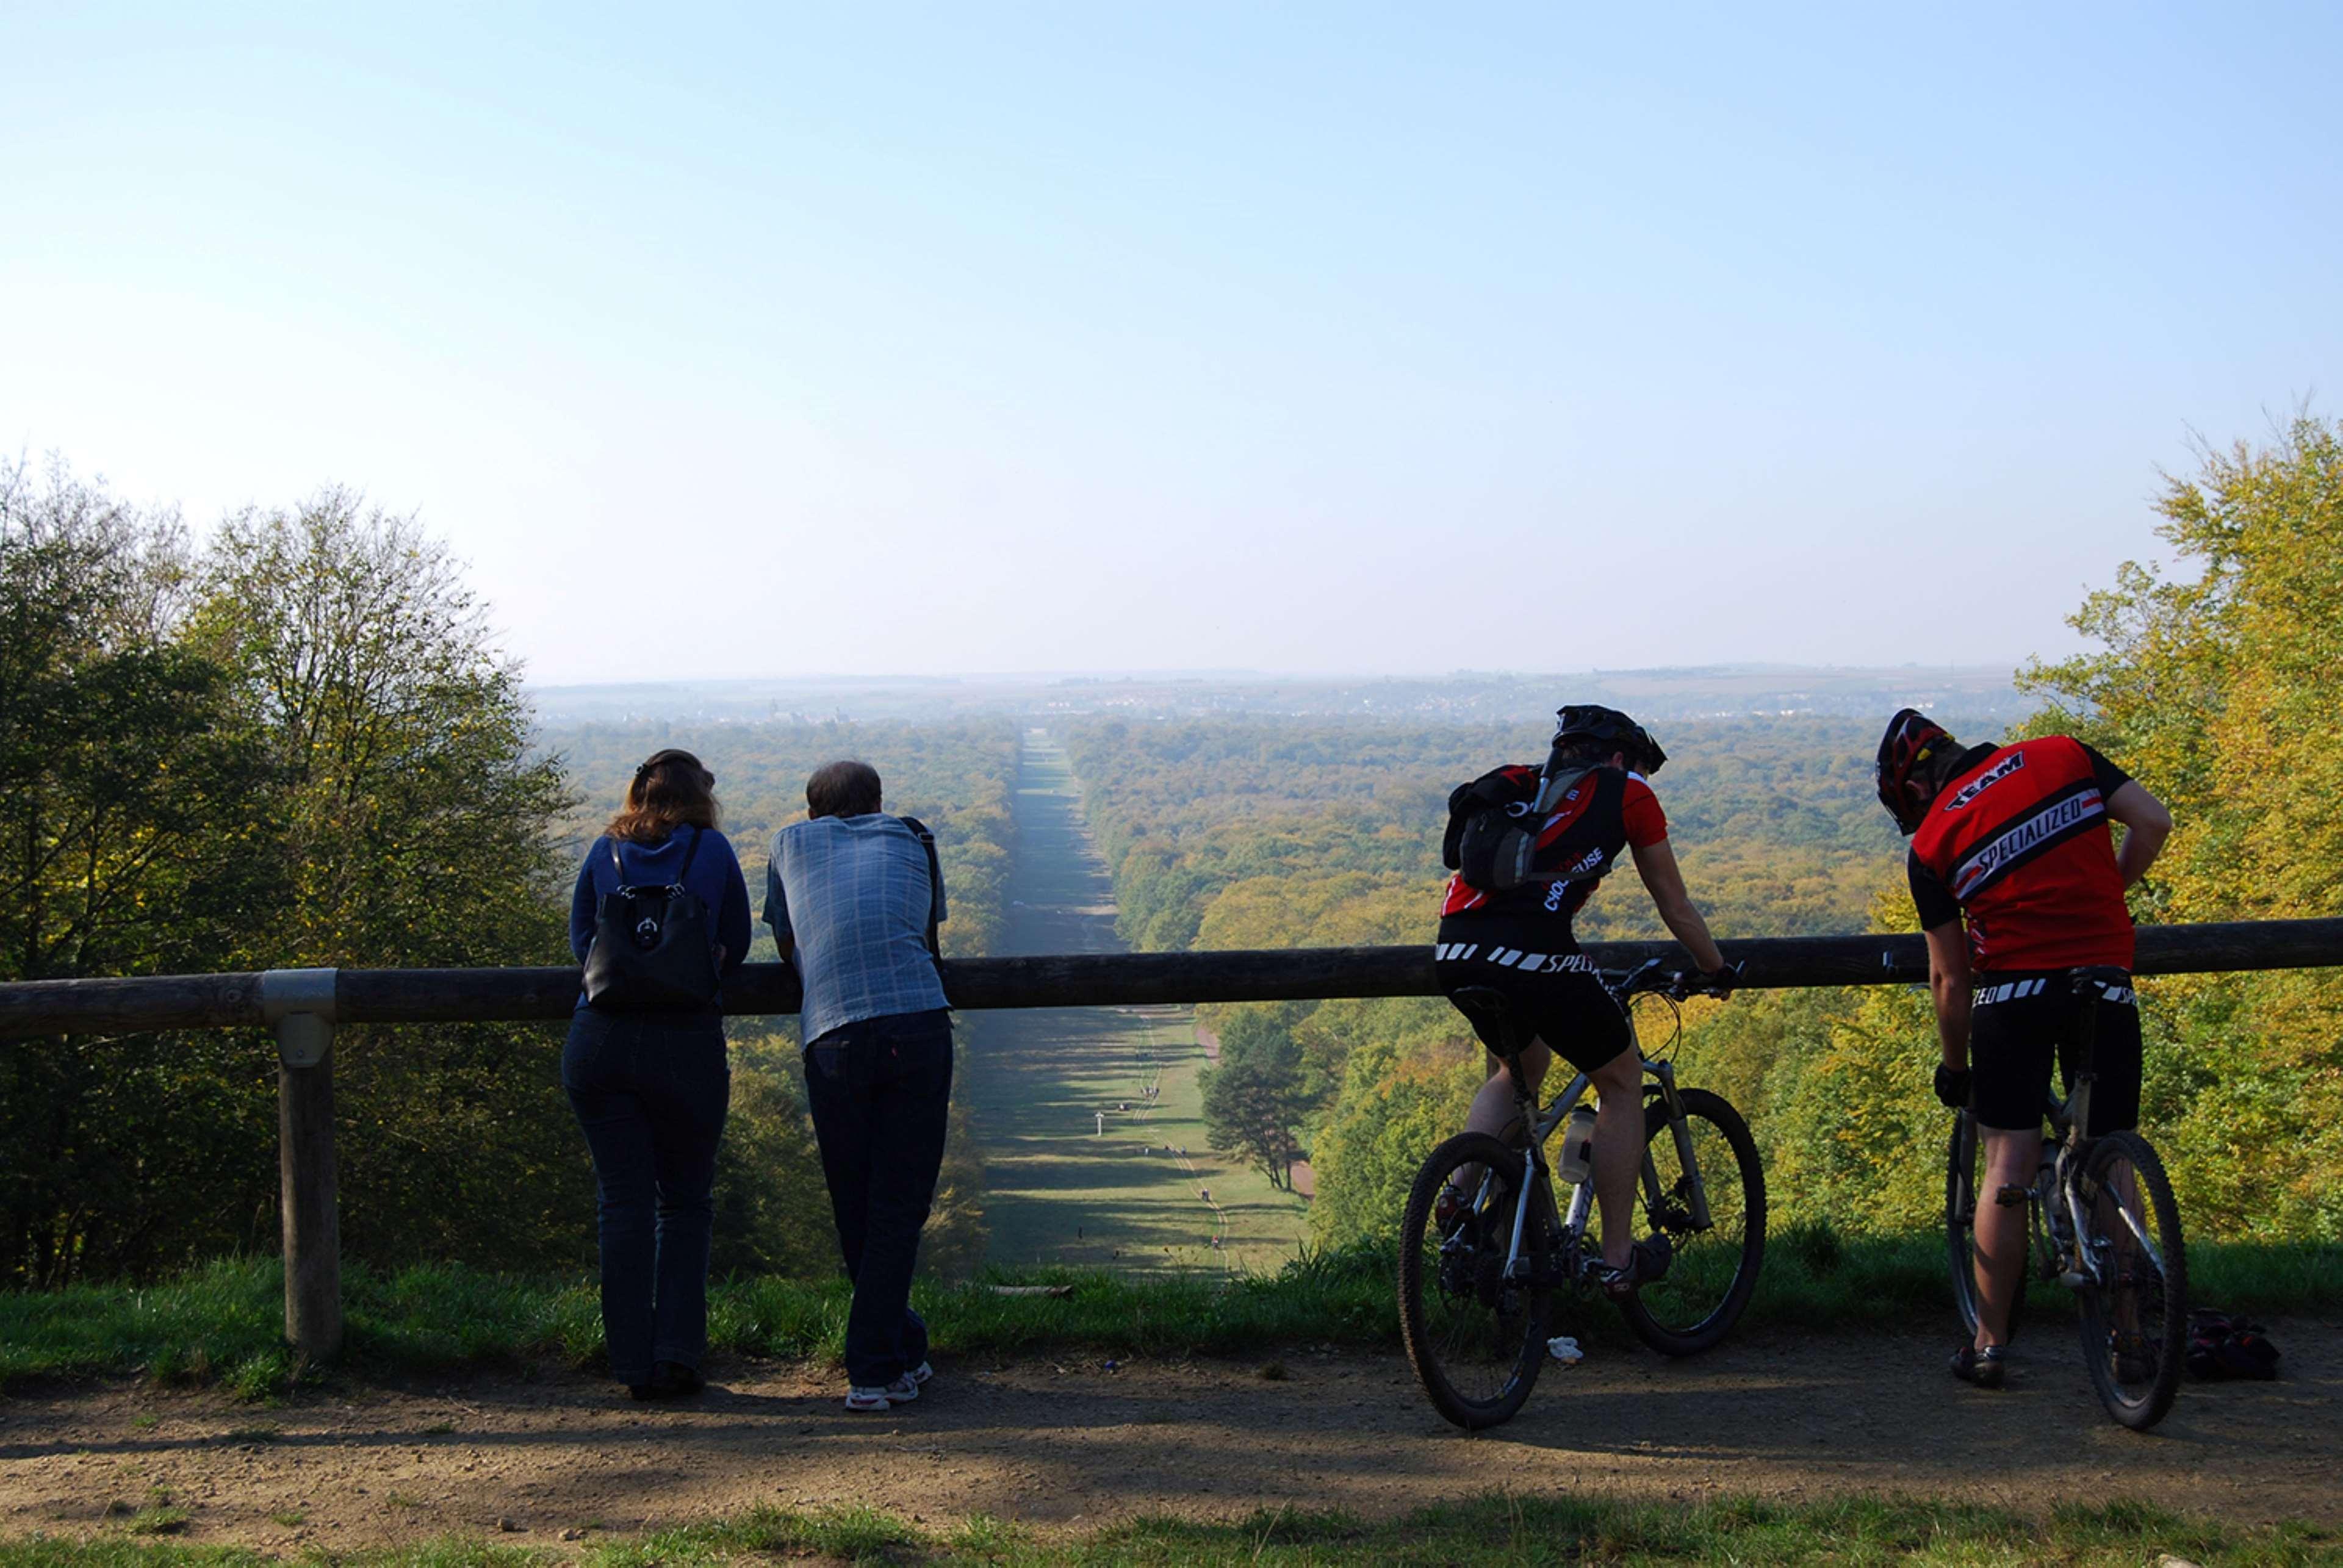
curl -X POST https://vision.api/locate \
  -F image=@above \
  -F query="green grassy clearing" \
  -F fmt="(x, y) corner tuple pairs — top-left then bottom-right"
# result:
(966, 733), (1306, 1275)
(4, 1231), (2336, 1397)
(5, 1493), (2337, 1565)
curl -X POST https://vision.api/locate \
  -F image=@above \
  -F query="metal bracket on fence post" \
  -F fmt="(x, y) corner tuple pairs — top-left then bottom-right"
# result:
(261, 968), (337, 1067)
(260, 968), (342, 1360)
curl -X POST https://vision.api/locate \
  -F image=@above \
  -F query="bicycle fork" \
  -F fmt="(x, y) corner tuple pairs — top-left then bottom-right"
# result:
(1649, 1061), (1713, 1231)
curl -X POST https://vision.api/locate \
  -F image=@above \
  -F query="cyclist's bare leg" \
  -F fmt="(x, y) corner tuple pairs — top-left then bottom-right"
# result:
(1444, 1041), (1553, 1200)
(1589, 1048), (1644, 1269)
(1464, 1040), (1551, 1145)
(1973, 1126), (2037, 1349)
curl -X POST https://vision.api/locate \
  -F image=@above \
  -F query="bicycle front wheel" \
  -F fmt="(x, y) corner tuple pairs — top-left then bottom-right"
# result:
(1397, 1131), (1554, 1430)
(1945, 1112), (2028, 1345)
(2074, 1130), (2187, 1431)
(1613, 1088), (1766, 1356)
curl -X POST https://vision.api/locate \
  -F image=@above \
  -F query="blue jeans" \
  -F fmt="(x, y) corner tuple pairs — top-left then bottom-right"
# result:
(563, 1009), (730, 1384)
(804, 1008), (952, 1387)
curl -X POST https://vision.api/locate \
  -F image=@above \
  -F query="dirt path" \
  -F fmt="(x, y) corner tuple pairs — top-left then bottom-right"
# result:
(5, 1321), (2338, 1552)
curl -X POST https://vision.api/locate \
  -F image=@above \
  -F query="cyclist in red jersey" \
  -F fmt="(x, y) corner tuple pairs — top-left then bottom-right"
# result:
(1875, 708), (2172, 1387)
(1435, 705), (1734, 1295)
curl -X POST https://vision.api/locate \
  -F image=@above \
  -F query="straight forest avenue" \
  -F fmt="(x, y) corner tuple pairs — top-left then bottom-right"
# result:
(962, 732), (1308, 1275)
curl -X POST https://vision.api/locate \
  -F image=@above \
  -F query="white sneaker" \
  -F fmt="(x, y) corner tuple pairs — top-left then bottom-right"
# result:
(843, 1375), (921, 1412)
(909, 1359), (934, 1387)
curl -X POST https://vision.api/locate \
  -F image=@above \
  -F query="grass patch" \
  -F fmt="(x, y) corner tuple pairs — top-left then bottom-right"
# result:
(4, 1234), (2336, 1396)
(2, 1493), (2333, 1564)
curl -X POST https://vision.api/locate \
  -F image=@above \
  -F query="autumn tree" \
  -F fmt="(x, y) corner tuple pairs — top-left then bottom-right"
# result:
(2020, 414), (2343, 1237)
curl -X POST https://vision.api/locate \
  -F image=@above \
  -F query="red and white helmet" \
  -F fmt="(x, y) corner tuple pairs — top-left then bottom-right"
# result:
(1876, 708), (1955, 835)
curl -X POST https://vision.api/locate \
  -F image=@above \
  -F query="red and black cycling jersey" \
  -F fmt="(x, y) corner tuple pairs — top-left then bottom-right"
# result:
(1439, 764), (1668, 930)
(1907, 735), (2136, 973)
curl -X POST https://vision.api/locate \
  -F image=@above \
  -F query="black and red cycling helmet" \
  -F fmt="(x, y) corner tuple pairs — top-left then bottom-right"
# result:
(1552, 704), (1666, 776)
(1876, 708), (1956, 834)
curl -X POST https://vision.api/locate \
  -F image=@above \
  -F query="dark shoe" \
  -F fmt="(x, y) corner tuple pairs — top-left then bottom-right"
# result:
(1950, 1343), (2007, 1389)
(650, 1361), (705, 1397)
(1591, 1235), (1672, 1300)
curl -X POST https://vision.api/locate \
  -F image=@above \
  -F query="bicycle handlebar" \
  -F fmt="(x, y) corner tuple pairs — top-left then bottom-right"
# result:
(1602, 957), (1744, 1002)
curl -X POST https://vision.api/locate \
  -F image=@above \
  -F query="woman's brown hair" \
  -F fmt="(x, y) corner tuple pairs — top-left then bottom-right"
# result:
(605, 749), (720, 843)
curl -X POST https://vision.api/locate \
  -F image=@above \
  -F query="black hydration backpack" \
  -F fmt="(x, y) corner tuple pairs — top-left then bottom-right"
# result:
(1442, 761), (1598, 893)
(583, 827), (720, 1013)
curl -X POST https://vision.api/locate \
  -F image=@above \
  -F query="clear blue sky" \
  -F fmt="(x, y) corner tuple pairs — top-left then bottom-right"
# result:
(5, 4), (2337, 683)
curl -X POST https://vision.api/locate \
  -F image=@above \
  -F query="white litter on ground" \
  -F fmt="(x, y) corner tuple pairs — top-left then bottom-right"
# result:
(1547, 1336), (1584, 1365)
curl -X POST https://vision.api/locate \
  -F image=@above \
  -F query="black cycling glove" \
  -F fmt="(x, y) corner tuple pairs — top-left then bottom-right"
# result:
(1934, 1063), (1973, 1110)
(1700, 961), (1743, 999)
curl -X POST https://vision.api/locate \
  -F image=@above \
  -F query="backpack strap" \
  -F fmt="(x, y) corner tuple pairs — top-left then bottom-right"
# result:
(898, 815), (943, 956)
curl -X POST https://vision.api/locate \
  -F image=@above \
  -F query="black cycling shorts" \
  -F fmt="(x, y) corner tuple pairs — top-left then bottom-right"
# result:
(1968, 969), (2142, 1136)
(1433, 916), (1632, 1076)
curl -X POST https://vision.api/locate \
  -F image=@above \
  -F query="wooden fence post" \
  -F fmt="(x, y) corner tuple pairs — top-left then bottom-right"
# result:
(261, 969), (341, 1361)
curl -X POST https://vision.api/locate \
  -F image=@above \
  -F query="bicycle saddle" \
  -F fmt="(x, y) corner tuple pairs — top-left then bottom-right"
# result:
(1449, 985), (1530, 1057)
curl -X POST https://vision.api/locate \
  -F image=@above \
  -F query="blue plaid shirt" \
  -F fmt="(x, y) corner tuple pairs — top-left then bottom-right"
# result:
(764, 813), (948, 1045)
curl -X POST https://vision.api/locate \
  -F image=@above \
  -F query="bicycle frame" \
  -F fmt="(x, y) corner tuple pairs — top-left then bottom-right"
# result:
(1956, 968), (2164, 1295)
(1470, 969), (1714, 1287)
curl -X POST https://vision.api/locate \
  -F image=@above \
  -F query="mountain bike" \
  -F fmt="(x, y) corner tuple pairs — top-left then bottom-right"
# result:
(1944, 966), (2187, 1430)
(1398, 960), (1766, 1430)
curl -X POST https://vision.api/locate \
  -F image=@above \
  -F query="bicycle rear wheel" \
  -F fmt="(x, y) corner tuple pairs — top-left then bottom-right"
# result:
(2073, 1130), (2187, 1430)
(1610, 1088), (1766, 1356)
(1397, 1131), (1554, 1430)
(1945, 1112), (2028, 1345)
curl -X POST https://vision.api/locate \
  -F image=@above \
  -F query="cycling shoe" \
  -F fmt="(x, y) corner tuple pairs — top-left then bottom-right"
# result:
(1950, 1343), (2008, 1389)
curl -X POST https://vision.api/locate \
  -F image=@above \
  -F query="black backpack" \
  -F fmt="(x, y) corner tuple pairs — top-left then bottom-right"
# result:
(1441, 760), (1598, 893)
(583, 827), (721, 1013)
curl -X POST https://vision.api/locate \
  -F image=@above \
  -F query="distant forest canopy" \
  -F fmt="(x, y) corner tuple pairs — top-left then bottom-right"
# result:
(1064, 715), (1914, 956)
(528, 664), (2025, 728)
(1067, 419), (2343, 1248)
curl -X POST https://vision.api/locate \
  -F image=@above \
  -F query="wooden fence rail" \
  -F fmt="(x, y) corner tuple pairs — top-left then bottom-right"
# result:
(4, 916), (2339, 1361)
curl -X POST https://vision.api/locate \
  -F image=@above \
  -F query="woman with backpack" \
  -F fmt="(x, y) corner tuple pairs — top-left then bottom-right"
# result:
(565, 748), (753, 1400)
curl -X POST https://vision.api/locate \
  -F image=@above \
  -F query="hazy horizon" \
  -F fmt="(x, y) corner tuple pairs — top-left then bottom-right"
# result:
(522, 661), (2031, 728)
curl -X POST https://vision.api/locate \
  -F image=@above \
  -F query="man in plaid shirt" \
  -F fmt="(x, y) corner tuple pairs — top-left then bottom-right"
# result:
(766, 760), (950, 1412)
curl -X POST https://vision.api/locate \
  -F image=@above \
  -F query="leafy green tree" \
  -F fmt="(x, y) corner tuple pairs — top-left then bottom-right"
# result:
(189, 493), (591, 1269)
(0, 461), (282, 1285)
(1308, 1034), (1478, 1249)
(1200, 1021), (1309, 1189)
